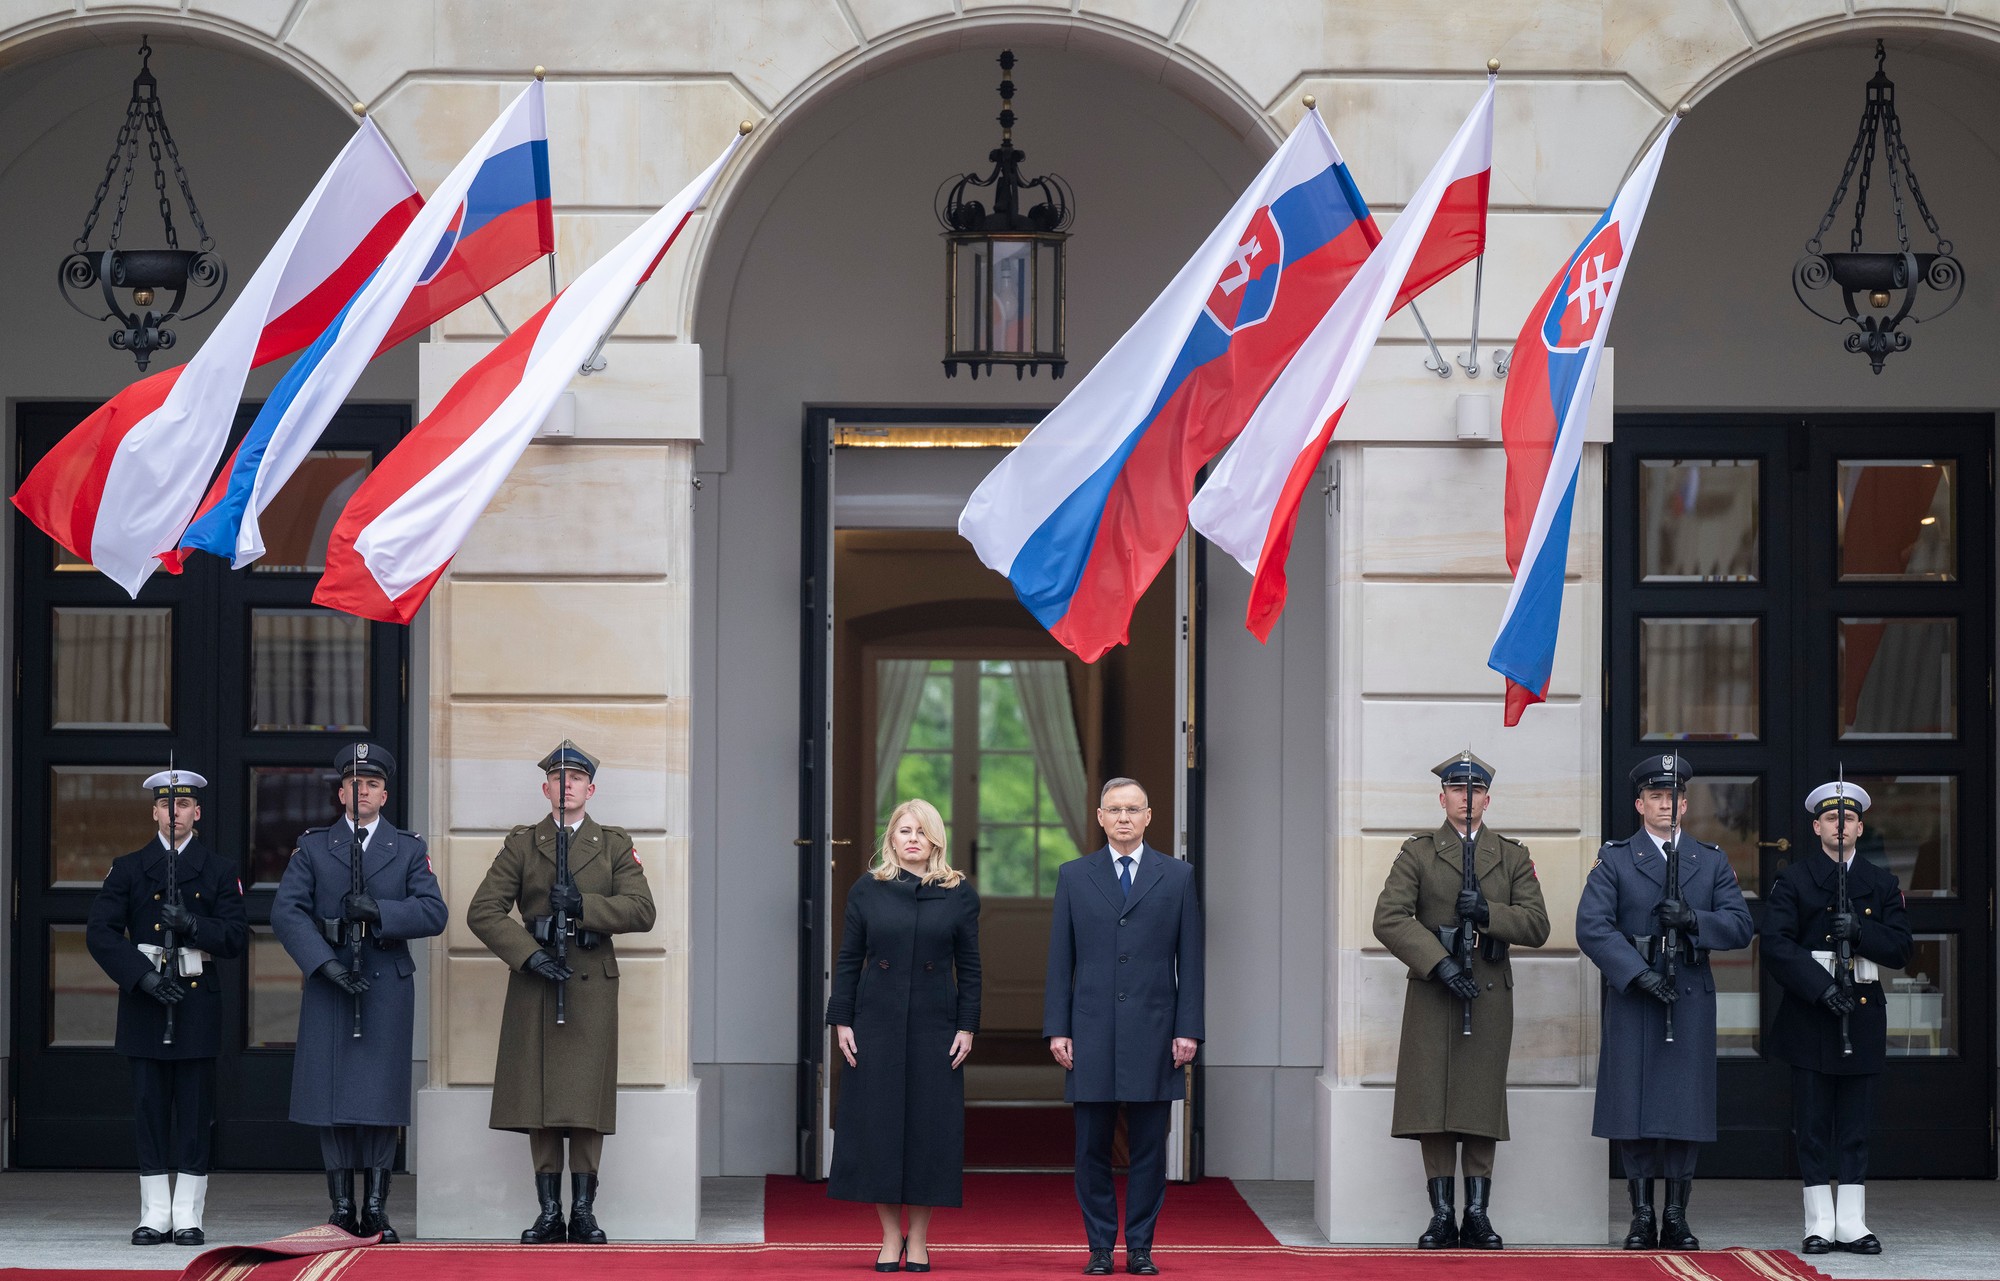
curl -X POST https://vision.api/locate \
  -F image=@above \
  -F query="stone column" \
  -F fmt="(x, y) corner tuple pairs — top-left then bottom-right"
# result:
(413, 340), (703, 1240)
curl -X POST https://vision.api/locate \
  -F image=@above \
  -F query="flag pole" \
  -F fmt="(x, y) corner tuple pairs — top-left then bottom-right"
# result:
(1409, 304), (1452, 378)
(1454, 65), (1500, 379)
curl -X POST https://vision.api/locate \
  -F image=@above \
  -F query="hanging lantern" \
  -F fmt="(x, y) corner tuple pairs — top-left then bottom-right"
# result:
(936, 50), (1072, 380)
(1792, 42), (1962, 374)
(57, 37), (228, 371)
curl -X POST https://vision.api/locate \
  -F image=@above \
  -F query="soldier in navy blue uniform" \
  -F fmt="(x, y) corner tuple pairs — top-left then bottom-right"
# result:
(1761, 781), (1910, 1256)
(1577, 754), (1752, 1252)
(87, 769), (245, 1246)
(273, 743), (446, 1242)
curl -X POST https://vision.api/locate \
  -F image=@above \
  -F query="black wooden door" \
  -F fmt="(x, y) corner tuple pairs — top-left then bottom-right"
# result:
(1609, 413), (1994, 1177)
(12, 401), (409, 1170)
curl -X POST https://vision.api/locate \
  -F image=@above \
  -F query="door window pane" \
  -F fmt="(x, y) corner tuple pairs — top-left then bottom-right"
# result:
(49, 925), (118, 1047)
(251, 452), (372, 574)
(248, 927), (301, 1049)
(1851, 775), (1956, 898)
(1884, 934), (1956, 1057)
(979, 825), (1034, 895)
(1640, 459), (1759, 581)
(50, 765), (158, 887)
(1715, 936), (1759, 1057)
(249, 766), (342, 887)
(250, 610), (369, 732)
(1838, 460), (1956, 581)
(1838, 618), (1955, 740)
(1684, 775), (1762, 898)
(53, 608), (171, 729)
(1640, 618), (1759, 740)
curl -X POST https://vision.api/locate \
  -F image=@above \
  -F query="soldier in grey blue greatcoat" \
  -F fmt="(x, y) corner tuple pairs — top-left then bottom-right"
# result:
(273, 742), (446, 1242)
(1576, 753), (1752, 1253)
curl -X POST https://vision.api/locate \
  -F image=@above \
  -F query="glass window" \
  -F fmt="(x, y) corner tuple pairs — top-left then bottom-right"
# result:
(49, 925), (119, 1047)
(1884, 934), (1956, 1057)
(1838, 460), (1955, 581)
(250, 609), (370, 732)
(1714, 935), (1759, 1057)
(1850, 774), (1955, 898)
(251, 451), (373, 573)
(1639, 617), (1759, 741)
(1640, 459), (1758, 582)
(49, 765), (159, 887)
(1684, 775), (1761, 898)
(1838, 617), (1955, 740)
(53, 607), (171, 729)
(249, 766), (342, 886)
(248, 927), (301, 1049)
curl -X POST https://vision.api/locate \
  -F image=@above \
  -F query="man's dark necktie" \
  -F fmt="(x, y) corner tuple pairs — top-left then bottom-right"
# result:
(1118, 856), (1133, 900)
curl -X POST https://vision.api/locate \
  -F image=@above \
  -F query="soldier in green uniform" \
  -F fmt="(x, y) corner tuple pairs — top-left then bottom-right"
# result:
(467, 741), (656, 1245)
(1372, 752), (1550, 1250)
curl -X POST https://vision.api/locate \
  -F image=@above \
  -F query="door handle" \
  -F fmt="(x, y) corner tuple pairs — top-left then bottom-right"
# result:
(1757, 838), (1791, 852)
(792, 838), (853, 846)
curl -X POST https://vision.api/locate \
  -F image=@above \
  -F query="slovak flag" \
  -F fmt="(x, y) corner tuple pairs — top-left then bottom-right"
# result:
(1191, 81), (1494, 639)
(11, 120), (423, 594)
(960, 111), (1389, 663)
(1489, 118), (1679, 725)
(312, 130), (746, 624)
(172, 81), (552, 573)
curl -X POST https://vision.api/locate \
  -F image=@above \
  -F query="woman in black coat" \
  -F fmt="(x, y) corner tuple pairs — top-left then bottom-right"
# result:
(826, 798), (981, 1271)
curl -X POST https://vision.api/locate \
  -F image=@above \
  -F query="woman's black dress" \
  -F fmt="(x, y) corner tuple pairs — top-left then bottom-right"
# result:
(825, 870), (981, 1206)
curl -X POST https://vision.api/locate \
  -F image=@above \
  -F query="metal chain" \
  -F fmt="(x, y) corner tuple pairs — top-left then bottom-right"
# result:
(154, 102), (213, 250)
(108, 117), (142, 252)
(1880, 122), (1911, 252)
(145, 108), (180, 251)
(1886, 109), (1949, 252)
(75, 104), (140, 253)
(1808, 109), (1871, 255)
(1849, 103), (1879, 253)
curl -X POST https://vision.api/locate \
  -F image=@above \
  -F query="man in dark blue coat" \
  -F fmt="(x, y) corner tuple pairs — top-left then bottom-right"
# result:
(1761, 780), (1910, 1255)
(1577, 753), (1752, 1252)
(273, 743), (446, 1242)
(86, 768), (245, 1246)
(1045, 778), (1204, 1277)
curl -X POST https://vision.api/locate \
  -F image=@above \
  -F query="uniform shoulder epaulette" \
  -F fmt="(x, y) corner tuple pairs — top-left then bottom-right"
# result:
(509, 823), (535, 837)
(302, 825), (328, 836)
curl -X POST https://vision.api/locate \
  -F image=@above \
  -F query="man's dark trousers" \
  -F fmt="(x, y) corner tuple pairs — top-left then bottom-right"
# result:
(1074, 1101), (1171, 1251)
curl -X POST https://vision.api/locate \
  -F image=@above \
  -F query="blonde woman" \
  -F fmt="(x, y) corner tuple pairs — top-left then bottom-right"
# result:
(825, 798), (982, 1272)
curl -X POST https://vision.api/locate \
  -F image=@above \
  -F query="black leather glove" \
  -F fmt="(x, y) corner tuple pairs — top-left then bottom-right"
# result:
(1455, 888), (1490, 926)
(550, 883), (585, 918)
(1655, 898), (1697, 933)
(158, 901), (197, 935)
(1827, 912), (1860, 942)
(1432, 956), (1481, 1002)
(523, 950), (575, 983)
(1820, 983), (1856, 1015)
(137, 969), (185, 1005)
(1632, 968), (1680, 1004)
(317, 959), (370, 996)
(341, 892), (381, 925)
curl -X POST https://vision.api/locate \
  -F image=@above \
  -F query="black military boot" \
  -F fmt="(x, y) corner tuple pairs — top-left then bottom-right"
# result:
(519, 1173), (565, 1244)
(567, 1173), (607, 1244)
(326, 1170), (359, 1235)
(1460, 1176), (1503, 1249)
(1660, 1179), (1699, 1250)
(1416, 1177), (1459, 1249)
(359, 1169), (401, 1243)
(1622, 1179), (1658, 1250)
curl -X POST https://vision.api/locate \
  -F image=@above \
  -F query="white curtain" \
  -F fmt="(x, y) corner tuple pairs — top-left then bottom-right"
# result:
(874, 660), (931, 813)
(1013, 660), (1093, 853)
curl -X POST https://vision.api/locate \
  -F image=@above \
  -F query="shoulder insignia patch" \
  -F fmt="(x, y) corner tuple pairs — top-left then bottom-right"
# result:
(1591, 857), (1602, 870)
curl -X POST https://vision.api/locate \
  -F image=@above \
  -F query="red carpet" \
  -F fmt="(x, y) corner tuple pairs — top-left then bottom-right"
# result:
(964, 1106), (1075, 1168)
(0, 1244), (1832, 1281)
(764, 1172), (1276, 1246)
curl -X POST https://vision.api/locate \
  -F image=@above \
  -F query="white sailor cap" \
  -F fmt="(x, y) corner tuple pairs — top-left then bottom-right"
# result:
(1805, 781), (1872, 816)
(143, 770), (208, 798)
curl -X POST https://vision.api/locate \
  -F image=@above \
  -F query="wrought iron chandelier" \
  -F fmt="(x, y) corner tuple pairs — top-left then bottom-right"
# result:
(1792, 41), (1962, 374)
(58, 37), (227, 371)
(935, 50), (1072, 380)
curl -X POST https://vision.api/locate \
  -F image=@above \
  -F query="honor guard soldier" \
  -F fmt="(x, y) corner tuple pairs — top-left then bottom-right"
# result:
(272, 742), (446, 1242)
(1760, 781), (1910, 1255)
(86, 768), (245, 1246)
(1372, 752), (1549, 1250)
(1577, 753), (1752, 1251)
(467, 741), (656, 1245)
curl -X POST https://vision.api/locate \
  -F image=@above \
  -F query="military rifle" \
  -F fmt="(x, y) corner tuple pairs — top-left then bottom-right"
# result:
(345, 762), (366, 1040)
(1835, 765), (1854, 1058)
(1457, 764), (1477, 1037)
(552, 776), (573, 1026)
(1660, 756), (1682, 1045)
(160, 755), (180, 1047)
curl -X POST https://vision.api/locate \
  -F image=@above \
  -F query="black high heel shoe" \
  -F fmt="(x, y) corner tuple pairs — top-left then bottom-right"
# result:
(905, 1237), (932, 1273)
(875, 1236), (905, 1272)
